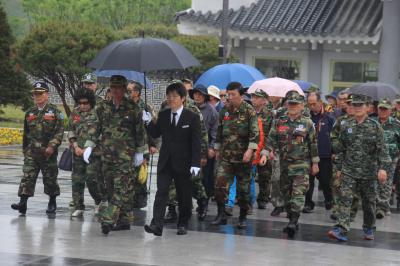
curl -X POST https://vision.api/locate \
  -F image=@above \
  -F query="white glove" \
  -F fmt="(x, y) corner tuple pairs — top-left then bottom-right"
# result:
(83, 147), (93, 164)
(142, 110), (152, 125)
(190, 167), (201, 176)
(134, 153), (144, 166)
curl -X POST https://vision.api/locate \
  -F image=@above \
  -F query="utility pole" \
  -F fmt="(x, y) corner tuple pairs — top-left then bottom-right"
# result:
(220, 0), (229, 64)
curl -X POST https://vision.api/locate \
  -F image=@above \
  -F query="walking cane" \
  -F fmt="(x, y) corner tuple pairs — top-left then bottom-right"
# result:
(147, 154), (154, 195)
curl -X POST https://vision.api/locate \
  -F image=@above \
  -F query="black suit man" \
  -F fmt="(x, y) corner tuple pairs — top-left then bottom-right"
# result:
(143, 81), (201, 236)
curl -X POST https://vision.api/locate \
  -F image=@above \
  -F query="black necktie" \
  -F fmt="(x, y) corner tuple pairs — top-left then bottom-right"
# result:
(172, 112), (177, 127)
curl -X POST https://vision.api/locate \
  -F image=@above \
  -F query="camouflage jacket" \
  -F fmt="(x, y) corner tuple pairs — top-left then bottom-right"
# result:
(336, 117), (391, 179)
(67, 108), (98, 149)
(23, 103), (64, 152)
(215, 101), (259, 163)
(374, 116), (400, 161)
(96, 97), (147, 162)
(331, 114), (352, 165)
(267, 113), (319, 164)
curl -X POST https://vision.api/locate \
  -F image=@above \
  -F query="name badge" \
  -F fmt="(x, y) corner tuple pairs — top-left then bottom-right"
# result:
(182, 125), (189, 128)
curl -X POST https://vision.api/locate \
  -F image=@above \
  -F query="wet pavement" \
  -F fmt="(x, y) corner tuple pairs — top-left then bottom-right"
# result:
(1, 145), (400, 265)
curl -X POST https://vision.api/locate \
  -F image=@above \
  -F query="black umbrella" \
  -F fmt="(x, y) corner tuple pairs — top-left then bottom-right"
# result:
(88, 37), (200, 72)
(347, 82), (399, 101)
(88, 37), (200, 104)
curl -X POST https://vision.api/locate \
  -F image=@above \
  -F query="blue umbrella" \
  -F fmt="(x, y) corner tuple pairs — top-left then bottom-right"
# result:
(195, 63), (266, 89)
(292, 80), (319, 92)
(94, 70), (153, 89)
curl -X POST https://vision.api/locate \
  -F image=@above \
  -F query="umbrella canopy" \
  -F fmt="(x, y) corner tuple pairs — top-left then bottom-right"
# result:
(88, 37), (200, 72)
(347, 82), (399, 101)
(94, 70), (153, 89)
(194, 63), (266, 90)
(292, 80), (319, 92)
(248, 77), (304, 97)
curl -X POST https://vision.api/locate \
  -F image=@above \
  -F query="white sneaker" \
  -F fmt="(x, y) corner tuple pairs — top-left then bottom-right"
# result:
(94, 204), (100, 215)
(71, 210), (84, 217)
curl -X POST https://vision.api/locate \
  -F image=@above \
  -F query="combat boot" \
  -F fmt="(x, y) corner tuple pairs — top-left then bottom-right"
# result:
(257, 200), (267, 209)
(237, 208), (247, 229)
(11, 196), (28, 215)
(164, 205), (177, 223)
(211, 203), (227, 225)
(197, 198), (208, 221)
(46, 196), (57, 214)
(283, 212), (299, 238)
(111, 222), (131, 231)
(270, 206), (284, 216)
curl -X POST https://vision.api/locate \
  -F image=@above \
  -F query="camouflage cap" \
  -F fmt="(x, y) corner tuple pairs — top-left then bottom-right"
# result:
(109, 75), (127, 87)
(251, 89), (269, 98)
(378, 98), (392, 109)
(351, 94), (371, 104)
(81, 73), (97, 83)
(394, 95), (400, 103)
(32, 81), (49, 93)
(286, 91), (304, 104)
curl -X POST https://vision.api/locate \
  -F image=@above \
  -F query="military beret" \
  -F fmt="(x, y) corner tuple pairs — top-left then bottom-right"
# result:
(378, 98), (392, 109)
(81, 73), (97, 83)
(251, 89), (269, 98)
(286, 91), (305, 104)
(109, 75), (127, 87)
(32, 81), (49, 93)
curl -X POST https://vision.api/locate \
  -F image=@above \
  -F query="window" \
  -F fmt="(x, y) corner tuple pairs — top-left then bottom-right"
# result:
(254, 58), (301, 79)
(330, 61), (378, 91)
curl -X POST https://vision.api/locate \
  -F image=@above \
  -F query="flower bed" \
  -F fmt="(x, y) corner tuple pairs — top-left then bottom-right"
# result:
(0, 128), (23, 145)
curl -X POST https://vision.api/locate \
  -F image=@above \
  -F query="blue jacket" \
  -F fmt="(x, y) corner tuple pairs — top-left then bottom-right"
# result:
(311, 109), (335, 158)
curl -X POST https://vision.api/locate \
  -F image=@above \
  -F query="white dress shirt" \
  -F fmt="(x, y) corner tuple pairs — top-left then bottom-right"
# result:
(171, 105), (184, 126)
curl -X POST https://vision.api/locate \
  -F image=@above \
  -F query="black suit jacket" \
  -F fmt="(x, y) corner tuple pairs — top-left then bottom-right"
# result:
(148, 107), (201, 175)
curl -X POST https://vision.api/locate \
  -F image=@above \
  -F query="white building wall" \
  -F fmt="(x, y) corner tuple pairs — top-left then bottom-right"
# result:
(192, 0), (255, 13)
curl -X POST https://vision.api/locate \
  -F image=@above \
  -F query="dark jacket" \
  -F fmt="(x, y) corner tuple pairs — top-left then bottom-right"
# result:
(148, 107), (201, 174)
(311, 109), (335, 158)
(198, 102), (219, 149)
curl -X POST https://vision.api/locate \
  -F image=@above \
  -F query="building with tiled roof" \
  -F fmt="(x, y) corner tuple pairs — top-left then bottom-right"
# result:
(177, 0), (400, 95)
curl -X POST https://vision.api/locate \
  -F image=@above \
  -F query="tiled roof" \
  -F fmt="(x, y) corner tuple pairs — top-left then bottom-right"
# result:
(177, 0), (382, 42)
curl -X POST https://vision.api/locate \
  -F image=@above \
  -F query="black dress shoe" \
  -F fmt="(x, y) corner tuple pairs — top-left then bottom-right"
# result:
(325, 201), (333, 210)
(101, 223), (112, 235)
(177, 226), (187, 235)
(144, 224), (162, 236)
(302, 205), (314, 213)
(270, 207), (284, 217)
(257, 201), (267, 209)
(111, 223), (131, 231)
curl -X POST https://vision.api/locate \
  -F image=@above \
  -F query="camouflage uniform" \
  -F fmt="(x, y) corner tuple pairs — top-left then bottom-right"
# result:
(96, 95), (147, 227)
(267, 109), (319, 216)
(334, 96), (391, 234)
(19, 102), (64, 198)
(68, 108), (102, 210)
(214, 101), (259, 213)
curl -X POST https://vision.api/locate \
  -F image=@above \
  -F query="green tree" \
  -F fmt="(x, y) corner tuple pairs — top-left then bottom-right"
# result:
(17, 21), (117, 116)
(0, 3), (31, 109)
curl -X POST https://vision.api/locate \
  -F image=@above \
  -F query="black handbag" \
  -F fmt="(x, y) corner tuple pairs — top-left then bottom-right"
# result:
(58, 148), (73, 171)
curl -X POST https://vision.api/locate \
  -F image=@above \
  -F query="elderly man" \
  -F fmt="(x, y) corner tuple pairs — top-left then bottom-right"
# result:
(304, 92), (335, 213)
(11, 82), (64, 215)
(96, 75), (147, 235)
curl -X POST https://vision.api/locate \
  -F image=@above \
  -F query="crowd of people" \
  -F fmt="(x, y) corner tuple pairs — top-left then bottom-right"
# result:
(10, 73), (400, 242)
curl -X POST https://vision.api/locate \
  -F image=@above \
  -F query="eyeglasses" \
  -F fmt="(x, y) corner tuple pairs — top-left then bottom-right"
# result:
(78, 101), (90, 105)
(220, 94), (226, 98)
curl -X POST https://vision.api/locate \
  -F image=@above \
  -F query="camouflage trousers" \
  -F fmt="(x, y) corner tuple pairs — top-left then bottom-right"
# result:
(335, 174), (377, 232)
(167, 169), (208, 206)
(394, 160), (400, 199)
(18, 150), (60, 197)
(71, 155), (102, 210)
(270, 156), (284, 208)
(331, 163), (341, 216)
(279, 160), (310, 214)
(256, 161), (272, 203)
(100, 160), (134, 225)
(90, 155), (107, 202)
(214, 160), (252, 211)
